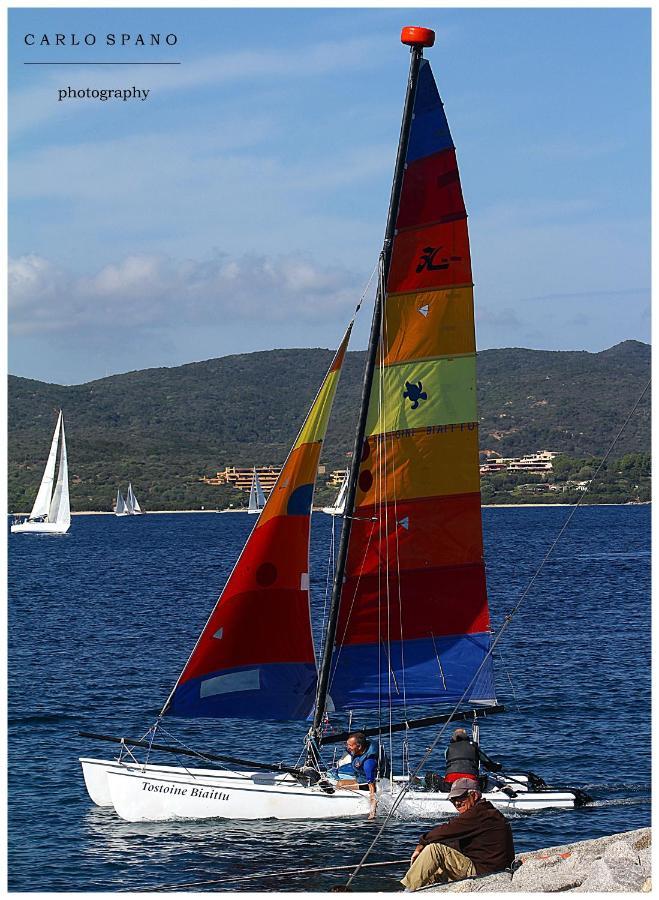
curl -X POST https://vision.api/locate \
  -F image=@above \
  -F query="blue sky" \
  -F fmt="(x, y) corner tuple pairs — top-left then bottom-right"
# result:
(8, 7), (651, 385)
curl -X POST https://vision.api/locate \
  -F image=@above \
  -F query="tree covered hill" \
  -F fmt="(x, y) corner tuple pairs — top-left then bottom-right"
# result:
(8, 340), (650, 511)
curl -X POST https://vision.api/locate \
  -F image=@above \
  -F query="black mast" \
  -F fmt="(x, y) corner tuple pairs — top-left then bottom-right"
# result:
(309, 28), (435, 747)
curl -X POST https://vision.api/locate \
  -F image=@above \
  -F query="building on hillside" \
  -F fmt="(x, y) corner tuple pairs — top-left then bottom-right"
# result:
(201, 464), (330, 493)
(326, 468), (348, 487)
(479, 451), (559, 476)
(201, 465), (282, 492)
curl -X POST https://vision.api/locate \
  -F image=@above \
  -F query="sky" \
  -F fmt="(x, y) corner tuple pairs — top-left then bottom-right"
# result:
(7, 7), (651, 385)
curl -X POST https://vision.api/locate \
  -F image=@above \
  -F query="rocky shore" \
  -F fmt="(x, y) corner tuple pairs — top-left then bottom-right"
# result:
(424, 828), (651, 892)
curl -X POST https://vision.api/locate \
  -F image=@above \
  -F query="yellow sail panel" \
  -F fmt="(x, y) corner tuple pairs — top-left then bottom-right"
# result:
(354, 426), (480, 506)
(382, 287), (475, 366)
(365, 355), (477, 435)
(294, 367), (342, 448)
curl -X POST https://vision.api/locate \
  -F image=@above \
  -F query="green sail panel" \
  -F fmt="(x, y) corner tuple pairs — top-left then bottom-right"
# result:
(365, 354), (477, 436)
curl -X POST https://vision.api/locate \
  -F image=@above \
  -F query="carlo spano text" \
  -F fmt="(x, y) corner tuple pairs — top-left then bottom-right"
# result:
(58, 87), (150, 102)
(25, 33), (178, 46)
(141, 780), (230, 801)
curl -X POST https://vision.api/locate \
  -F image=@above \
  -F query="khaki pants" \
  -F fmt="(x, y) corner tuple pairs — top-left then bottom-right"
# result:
(401, 843), (477, 891)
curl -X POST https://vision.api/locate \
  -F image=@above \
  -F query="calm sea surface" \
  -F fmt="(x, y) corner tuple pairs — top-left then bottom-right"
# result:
(8, 505), (650, 892)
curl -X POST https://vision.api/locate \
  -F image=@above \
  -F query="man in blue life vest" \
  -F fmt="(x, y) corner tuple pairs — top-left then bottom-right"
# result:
(443, 728), (502, 791)
(334, 731), (388, 820)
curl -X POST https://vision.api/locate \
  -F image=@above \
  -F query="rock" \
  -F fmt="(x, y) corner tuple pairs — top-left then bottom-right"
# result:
(573, 857), (645, 892)
(603, 840), (639, 865)
(638, 846), (652, 871)
(510, 853), (582, 892)
(635, 832), (652, 851)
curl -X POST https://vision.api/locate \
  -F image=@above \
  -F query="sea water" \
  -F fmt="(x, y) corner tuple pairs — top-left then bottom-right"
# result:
(8, 504), (650, 891)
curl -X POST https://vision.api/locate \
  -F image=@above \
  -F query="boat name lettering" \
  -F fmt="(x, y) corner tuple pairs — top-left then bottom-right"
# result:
(426, 423), (477, 434)
(141, 781), (189, 796)
(190, 787), (230, 801)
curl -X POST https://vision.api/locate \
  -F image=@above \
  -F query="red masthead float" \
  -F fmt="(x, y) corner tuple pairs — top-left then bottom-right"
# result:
(401, 26), (435, 48)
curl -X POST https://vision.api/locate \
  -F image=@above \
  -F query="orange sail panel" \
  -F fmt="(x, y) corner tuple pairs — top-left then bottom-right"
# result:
(330, 59), (495, 710)
(167, 327), (352, 720)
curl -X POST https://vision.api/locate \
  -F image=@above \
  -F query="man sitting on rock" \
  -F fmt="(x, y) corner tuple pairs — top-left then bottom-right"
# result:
(400, 779), (515, 891)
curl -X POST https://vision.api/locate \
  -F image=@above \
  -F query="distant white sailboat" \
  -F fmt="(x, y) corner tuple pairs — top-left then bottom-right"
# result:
(115, 490), (129, 516)
(11, 411), (71, 535)
(125, 483), (144, 515)
(115, 484), (144, 516)
(322, 469), (349, 516)
(247, 468), (266, 514)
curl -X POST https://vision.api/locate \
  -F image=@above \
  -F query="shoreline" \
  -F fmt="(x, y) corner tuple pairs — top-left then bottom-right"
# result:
(8, 501), (651, 517)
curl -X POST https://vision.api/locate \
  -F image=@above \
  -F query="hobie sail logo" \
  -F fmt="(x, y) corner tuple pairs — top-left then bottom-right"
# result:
(416, 246), (463, 273)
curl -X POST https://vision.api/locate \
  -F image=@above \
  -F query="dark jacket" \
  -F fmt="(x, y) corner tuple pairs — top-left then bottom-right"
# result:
(419, 799), (515, 876)
(445, 738), (502, 777)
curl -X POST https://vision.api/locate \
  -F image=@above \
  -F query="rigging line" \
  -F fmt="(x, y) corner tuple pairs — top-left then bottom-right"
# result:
(343, 376), (652, 889)
(144, 857), (411, 891)
(324, 519), (378, 703)
(353, 259), (379, 316)
(153, 727), (254, 780)
(319, 517), (336, 652)
(496, 647), (521, 714)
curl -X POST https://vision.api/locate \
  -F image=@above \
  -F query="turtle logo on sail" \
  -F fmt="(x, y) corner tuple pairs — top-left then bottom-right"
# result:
(403, 381), (428, 410)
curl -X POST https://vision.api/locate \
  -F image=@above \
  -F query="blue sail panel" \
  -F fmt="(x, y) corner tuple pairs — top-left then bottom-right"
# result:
(328, 633), (496, 711)
(406, 59), (454, 163)
(168, 662), (318, 720)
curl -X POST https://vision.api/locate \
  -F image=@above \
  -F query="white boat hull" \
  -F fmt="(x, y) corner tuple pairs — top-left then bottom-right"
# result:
(80, 757), (226, 807)
(106, 767), (370, 822)
(11, 521), (70, 534)
(81, 757), (586, 822)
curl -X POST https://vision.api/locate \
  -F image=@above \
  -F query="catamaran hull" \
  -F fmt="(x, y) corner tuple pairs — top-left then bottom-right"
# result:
(10, 521), (70, 534)
(105, 767), (370, 821)
(80, 757), (226, 807)
(81, 758), (588, 821)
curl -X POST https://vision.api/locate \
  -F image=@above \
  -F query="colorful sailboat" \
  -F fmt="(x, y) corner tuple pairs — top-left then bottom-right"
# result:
(80, 27), (588, 821)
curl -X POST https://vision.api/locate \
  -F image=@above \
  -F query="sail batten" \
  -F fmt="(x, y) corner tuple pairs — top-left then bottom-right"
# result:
(330, 58), (495, 711)
(166, 327), (352, 721)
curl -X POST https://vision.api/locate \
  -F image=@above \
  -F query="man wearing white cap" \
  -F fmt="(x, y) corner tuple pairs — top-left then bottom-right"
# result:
(400, 778), (515, 891)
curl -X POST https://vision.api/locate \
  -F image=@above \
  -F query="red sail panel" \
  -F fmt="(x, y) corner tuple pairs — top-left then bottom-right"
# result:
(167, 327), (352, 720)
(329, 59), (494, 711)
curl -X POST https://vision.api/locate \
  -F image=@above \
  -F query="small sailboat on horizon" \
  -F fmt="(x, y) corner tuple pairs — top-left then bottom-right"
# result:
(115, 483), (144, 516)
(11, 411), (70, 535)
(126, 483), (144, 515)
(247, 468), (266, 514)
(114, 490), (128, 516)
(321, 469), (349, 516)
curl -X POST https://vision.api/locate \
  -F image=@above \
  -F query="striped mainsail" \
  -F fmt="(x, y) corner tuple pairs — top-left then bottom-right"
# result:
(329, 59), (495, 711)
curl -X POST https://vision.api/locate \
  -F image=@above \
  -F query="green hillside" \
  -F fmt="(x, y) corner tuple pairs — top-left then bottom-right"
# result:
(8, 341), (650, 511)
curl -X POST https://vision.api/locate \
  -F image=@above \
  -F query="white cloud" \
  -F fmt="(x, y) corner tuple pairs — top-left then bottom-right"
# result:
(9, 251), (362, 337)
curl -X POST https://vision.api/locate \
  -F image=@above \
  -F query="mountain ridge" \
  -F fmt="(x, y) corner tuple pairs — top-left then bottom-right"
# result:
(8, 340), (650, 511)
